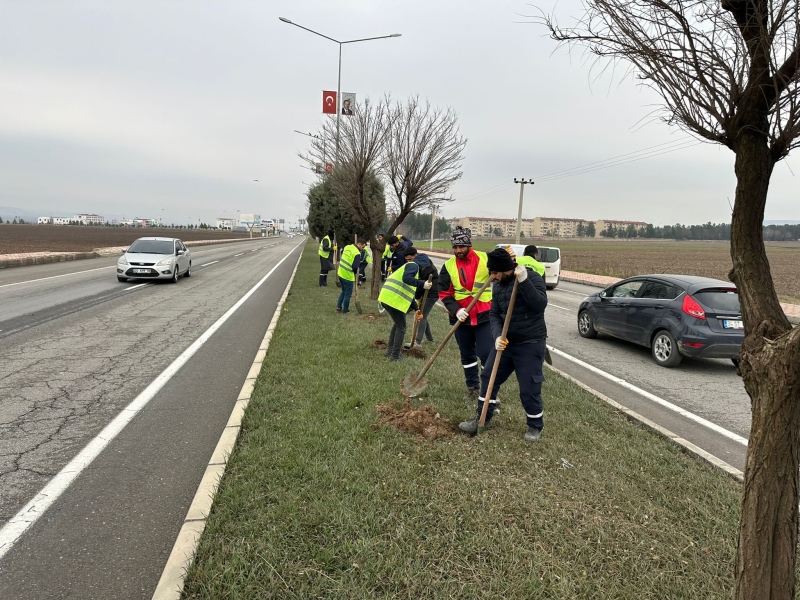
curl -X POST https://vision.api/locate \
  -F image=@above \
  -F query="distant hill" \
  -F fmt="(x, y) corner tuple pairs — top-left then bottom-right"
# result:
(764, 220), (800, 225)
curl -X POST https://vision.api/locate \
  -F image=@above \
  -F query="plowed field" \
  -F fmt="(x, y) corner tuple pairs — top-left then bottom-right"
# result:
(0, 225), (251, 254)
(559, 241), (800, 302)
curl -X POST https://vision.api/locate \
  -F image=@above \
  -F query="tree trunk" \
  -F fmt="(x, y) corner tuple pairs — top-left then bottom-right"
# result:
(732, 130), (800, 600)
(369, 239), (382, 300)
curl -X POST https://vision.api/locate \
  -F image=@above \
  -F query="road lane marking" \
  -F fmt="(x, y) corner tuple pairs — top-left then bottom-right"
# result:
(546, 345), (749, 446)
(553, 288), (593, 297)
(199, 261), (219, 267)
(549, 303), (572, 311)
(0, 266), (115, 289)
(120, 283), (150, 293)
(0, 241), (305, 560)
(234, 253), (244, 257)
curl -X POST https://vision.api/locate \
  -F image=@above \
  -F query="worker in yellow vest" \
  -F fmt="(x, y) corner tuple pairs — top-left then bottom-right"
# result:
(438, 226), (493, 400)
(515, 245), (545, 277)
(378, 233), (391, 281)
(336, 237), (366, 314)
(378, 246), (432, 361)
(318, 229), (335, 286)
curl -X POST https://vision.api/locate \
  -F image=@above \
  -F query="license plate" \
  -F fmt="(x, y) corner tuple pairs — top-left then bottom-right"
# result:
(132, 269), (150, 274)
(723, 319), (743, 329)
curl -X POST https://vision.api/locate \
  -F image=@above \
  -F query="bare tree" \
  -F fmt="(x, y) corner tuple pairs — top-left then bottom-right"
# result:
(531, 1), (800, 597)
(382, 96), (467, 239)
(303, 98), (389, 298)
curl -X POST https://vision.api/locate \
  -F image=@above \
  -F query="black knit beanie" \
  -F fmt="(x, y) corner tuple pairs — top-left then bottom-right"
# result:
(450, 226), (472, 247)
(486, 248), (515, 272)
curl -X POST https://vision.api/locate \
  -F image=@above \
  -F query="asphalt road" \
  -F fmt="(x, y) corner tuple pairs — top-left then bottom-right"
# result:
(427, 255), (750, 472)
(0, 236), (305, 599)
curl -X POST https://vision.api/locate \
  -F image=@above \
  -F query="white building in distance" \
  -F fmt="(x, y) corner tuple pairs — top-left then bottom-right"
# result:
(217, 217), (237, 230)
(74, 213), (105, 225)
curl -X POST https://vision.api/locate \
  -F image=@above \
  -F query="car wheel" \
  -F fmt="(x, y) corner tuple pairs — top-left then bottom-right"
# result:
(171, 267), (180, 284)
(577, 310), (597, 339)
(651, 330), (682, 367)
(184, 262), (192, 277)
(117, 276), (128, 283)
(731, 358), (740, 368)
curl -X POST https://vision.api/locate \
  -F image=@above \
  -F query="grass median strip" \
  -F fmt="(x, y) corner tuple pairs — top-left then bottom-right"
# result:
(183, 245), (752, 598)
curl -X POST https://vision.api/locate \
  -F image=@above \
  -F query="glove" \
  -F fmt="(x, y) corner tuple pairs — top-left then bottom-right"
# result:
(505, 245), (516, 259)
(423, 280), (432, 290)
(514, 264), (528, 282)
(456, 308), (469, 322)
(415, 310), (423, 322)
(495, 336), (508, 351)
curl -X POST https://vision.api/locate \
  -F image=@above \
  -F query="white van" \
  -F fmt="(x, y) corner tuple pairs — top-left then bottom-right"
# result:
(495, 243), (561, 289)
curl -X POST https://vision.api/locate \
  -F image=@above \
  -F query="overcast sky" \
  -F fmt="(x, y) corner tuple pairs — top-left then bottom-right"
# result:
(1, 0), (797, 227)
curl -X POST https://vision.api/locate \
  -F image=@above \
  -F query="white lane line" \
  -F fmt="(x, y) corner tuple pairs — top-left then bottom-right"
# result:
(547, 345), (749, 446)
(0, 242), (305, 560)
(199, 261), (219, 267)
(234, 253), (244, 257)
(120, 283), (150, 293)
(549, 303), (572, 311)
(0, 266), (115, 289)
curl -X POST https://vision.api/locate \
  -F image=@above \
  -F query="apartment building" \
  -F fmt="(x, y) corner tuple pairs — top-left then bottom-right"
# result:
(37, 216), (54, 224)
(531, 217), (592, 238)
(446, 217), (536, 238)
(74, 213), (105, 225)
(595, 219), (648, 238)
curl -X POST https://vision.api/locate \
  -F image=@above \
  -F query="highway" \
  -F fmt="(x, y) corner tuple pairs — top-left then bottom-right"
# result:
(427, 255), (750, 473)
(0, 236), (305, 599)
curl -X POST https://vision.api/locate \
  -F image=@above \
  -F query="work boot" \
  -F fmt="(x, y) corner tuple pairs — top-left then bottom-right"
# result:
(459, 417), (491, 434)
(336, 307), (343, 313)
(524, 427), (542, 443)
(388, 354), (404, 362)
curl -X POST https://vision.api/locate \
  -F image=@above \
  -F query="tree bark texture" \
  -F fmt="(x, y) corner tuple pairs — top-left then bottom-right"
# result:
(731, 131), (800, 600)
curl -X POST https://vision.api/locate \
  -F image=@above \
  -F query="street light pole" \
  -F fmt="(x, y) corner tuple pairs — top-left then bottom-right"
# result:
(279, 17), (401, 163)
(513, 178), (534, 244)
(429, 203), (437, 251)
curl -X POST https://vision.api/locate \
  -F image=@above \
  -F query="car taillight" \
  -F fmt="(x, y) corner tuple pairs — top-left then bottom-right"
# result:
(682, 295), (706, 320)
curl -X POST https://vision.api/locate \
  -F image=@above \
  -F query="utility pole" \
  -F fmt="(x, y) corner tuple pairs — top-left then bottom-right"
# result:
(513, 178), (534, 244)
(429, 203), (438, 251)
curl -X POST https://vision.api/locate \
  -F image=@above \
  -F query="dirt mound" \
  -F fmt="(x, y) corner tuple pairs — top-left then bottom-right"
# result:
(404, 347), (427, 359)
(370, 339), (388, 349)
(362, 313), (379, 320)
(375, 400), (455, 440)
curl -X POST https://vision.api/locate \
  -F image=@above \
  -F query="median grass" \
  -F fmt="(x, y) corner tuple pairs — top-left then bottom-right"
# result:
(182, 245), (753, 598)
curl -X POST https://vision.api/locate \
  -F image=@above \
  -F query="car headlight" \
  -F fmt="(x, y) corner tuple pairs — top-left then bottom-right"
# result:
(118, 257), (128, 265)
(156, 258), (174, 266)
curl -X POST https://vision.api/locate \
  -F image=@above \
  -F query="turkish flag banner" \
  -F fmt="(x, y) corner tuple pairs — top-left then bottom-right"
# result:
(322, 91), (337, 114)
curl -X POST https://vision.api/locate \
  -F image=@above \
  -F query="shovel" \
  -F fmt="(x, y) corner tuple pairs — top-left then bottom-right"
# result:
(353, 235), (363, 314)
(477, 277), (519, 434)
(405, 275), (433, 350)
(401, 277), (492, 397)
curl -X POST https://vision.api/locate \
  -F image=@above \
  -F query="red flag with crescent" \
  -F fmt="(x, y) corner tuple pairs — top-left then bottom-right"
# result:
(322, 91), (337, 114)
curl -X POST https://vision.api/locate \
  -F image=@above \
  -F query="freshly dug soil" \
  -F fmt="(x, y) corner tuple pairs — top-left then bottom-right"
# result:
(370, 339), (388, 350)
(375, 400), (456, 440)
(362, 313), (379, 320)
(404, 347), (427, 359)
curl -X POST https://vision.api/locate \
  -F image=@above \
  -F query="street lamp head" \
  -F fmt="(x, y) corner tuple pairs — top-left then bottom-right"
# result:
(279, 17), (292, 24)
(390, 33), (402, 37)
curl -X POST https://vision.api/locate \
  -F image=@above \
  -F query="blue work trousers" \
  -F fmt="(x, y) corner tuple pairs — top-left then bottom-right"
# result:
(454, 320), (493, 389)
(337, 278), (354, 313)
(477, 339), (546, 430)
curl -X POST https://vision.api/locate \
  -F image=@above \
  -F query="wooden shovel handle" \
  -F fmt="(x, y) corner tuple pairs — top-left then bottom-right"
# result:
(410, 274), (433, 342)
(412, 277), (492, 383)
(478, 278), (519, 428)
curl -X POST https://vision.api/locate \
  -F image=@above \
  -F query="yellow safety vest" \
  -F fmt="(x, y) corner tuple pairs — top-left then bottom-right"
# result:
(382, 244), (391, 259)
(516, 255), (545, 276)
(444, 251), (492, 303)
(337, 245), (360, 281)
(318, 235), (332, 258)
(378, 263), (418, 312)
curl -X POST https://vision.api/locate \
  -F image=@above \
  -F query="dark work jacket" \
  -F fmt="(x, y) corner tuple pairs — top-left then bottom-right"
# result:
(413, 253), (438, 300)
(389, 236), (413, 271)
(490, 269), (548, 344)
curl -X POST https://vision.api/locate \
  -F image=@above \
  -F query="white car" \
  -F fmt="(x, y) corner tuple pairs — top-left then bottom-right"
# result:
(496, 243), (561, 289)
(117, 237), (192, 283)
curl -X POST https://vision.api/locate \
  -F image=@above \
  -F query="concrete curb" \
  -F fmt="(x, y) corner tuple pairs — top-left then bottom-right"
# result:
(0, 237), (270, 269)
(150, 248), (305, 600)
(544, 362), (744, 482)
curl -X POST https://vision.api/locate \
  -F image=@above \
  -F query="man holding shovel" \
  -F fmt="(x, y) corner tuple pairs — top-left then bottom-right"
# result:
(438, 226), (493, 402)
(336, 237), (365, 314)
(378, 246), (432, 361)
(459, 248), (549, 442)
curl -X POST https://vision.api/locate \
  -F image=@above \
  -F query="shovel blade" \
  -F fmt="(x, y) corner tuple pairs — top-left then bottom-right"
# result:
(401, 372), (428, 398)
(355, 300), (363, 314)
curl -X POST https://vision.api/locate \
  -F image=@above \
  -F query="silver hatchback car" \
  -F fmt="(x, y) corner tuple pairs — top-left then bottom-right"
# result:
(117, 237), (192, 283)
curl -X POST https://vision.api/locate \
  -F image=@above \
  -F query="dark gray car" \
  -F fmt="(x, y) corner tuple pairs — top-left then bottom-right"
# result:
(577, 274), (744, 367)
